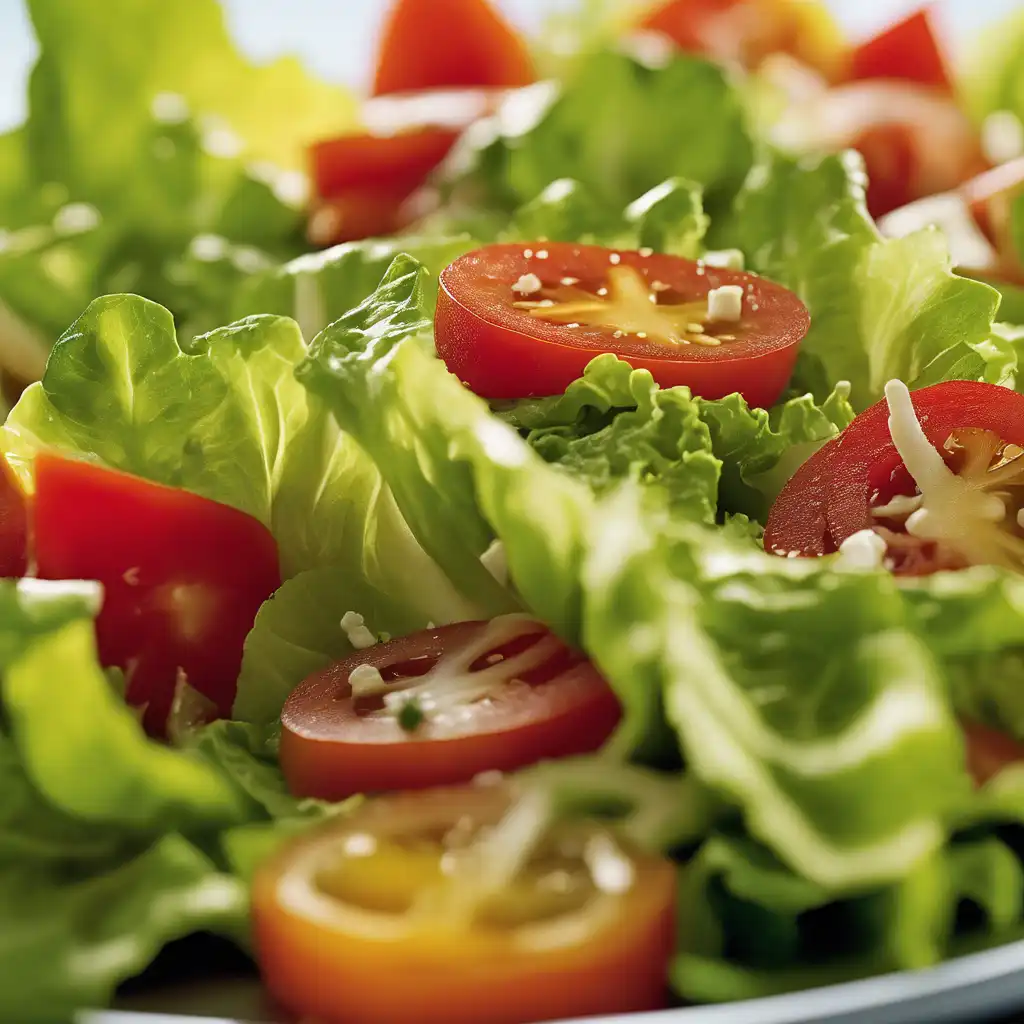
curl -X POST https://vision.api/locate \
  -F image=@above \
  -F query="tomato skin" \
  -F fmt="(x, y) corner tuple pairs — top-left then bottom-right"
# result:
(252, 787), (676, 1024)
(307, 186), (418, 247)
(0, 457), (27, 578)
(962, 719), (1024, 786)
(827, 381), (1024, 550)
(280, 620), (622, 801)
(436, 243), (809, 407)
(309, 128), (460, 201)
(764, 380), (1024, 567)
(763, 437), (840, 558)
(849, 9), (952, 92)
(372, 0), (534, 97)
(31, 453), (281, 734)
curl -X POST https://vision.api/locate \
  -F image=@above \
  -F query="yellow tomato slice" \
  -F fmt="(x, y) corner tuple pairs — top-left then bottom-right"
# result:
(252, 783), (676, 1024)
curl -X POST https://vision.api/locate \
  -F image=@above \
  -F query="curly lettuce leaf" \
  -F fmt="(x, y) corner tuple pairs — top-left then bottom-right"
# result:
(725, 150), (1002, 409)
(584, 488), (968, 891)
(299, 254), (596, 641)
(498, 354), (853, 522)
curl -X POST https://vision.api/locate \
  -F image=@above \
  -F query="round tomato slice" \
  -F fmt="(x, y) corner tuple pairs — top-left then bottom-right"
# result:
(435, 243), (810, 407)
(765, 380), (1024, 576)
(0, 455), (27, 578)
(280, 615), (621, 801)
(31, 453), (282, 734)
(826, 380), (1024, 574)
(252, 783), (675, 1024)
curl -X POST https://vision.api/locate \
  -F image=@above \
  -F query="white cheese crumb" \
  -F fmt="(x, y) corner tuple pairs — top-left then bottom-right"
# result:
(480, 539), (508, 586)
(512, 273), (542, 296)
(707, 284), (743, 322)
(702, 249), (745, 271)
(837, 529), (887, 571)
(341, 611), (378, 650)
(349, 663), (385, 697)
(1017, 509), (1024, 529)
(982, 110), (1024, 166)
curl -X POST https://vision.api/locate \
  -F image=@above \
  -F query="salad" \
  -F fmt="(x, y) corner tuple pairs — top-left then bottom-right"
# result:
(3, 1), (1024, 1022)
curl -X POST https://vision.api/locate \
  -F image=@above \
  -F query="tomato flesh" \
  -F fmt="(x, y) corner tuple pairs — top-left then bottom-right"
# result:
(281, 616), (621, 801)
(0, 456), (27, 578)
(850, 9), (952, 93)
(372, 0), (534, 97)
(765, 381), (1024, 577)
(31, 453), (281, 734)
(252, 784), (676, 1024)
(436, 243), (809, 406)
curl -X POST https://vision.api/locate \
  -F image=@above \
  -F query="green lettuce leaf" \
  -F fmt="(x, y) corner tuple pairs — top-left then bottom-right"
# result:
(0, 834), (248, 1024)
(725, 150), (1002, 409)
(498, 354), (853, 522)
(299, 254), (596, 641)
(584, 488), (968, 891)
(959, 10), (1024, 127)
(230, 233), (478, 342)
(24, 0), (355, 199)
(443, 49), (753, 221)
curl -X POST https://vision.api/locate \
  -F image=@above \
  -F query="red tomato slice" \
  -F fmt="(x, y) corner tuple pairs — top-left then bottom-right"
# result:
(372, 0), (534, 97)
(309, 128), (460, 201)
(763, 438), (841, 558)
(31, 453), (281, 734)
(0, 456), (27, 578)
(307, 186), (416, 248)
(253, 784), (675, 1024)
(280, 615), (621, 801)
(963, 719), (1024, 786)
(849, 9), (952, 93)
(435, 243), (809, 406)
(764, 380), (1024, 576)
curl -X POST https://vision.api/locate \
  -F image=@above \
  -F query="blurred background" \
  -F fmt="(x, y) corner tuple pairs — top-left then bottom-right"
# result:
(0, 0), (1019, 132)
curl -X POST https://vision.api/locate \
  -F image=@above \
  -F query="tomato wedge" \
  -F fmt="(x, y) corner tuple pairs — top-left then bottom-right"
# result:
(0, 455), (27, 578)
(849, 9), (952, 93)
(765, 380), (1024, 577)
(280, 615), (621, 801)
(372, 0), (534, 97)
(252, 783), (676, 1024)
(435, 243), (809, 406)
(31, 453), (281, 734)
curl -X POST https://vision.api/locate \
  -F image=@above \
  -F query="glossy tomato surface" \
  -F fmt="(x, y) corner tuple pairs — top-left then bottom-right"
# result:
(436, 243), (810, 406)
(764, 381), (1024, 573)
(849, 9), (952, 92)
(281, 616), (621, 800)
(252, 784), (676, 1024)
(372, 0), (534, 96)
(31, 453), (281, 734)
(826, 381), (1024, 549)
(0, 456), (27, 578)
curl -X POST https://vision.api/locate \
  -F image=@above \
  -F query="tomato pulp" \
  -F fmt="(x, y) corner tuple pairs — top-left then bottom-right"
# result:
(436, 243), (810, 406)
(281, 615), (621, 801)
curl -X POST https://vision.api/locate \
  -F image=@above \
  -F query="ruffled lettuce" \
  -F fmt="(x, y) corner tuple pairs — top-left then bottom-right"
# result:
(723, 150), (1002, 409)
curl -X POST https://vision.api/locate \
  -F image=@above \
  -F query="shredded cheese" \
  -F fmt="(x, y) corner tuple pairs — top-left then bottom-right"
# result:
(341, 610), (378, 650)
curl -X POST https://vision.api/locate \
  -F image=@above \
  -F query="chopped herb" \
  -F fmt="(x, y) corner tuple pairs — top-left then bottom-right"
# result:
(397, 698), (426, 732)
